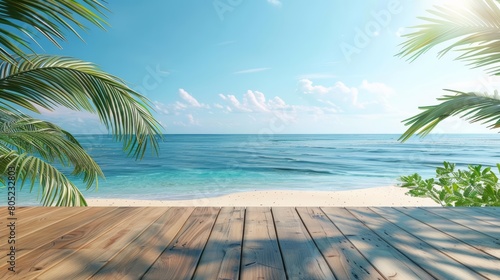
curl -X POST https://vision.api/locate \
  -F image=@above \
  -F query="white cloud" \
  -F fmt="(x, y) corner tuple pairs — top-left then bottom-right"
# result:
(179, 88), (202, 107)
(298, 79), (394, 112)
(218, 90), (292, 113)
(359, 80), (394, 97)
(299, 79), (359, 106)
(234, 68), (270, 74)
(244, 90), (269, 112)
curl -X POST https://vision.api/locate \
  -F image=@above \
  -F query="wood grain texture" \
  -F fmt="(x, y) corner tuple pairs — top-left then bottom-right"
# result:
(0, 206), (496, 279)
(36, 207), (169, 280)
(0, 207), (84, 240)
(0, 207), (113, 266)
(322, 207), (434, 280)
(399, 207), (500, 259)
(296, 207), (383, 280)
(373, 207), (500, 279)
(143, 207), (220, 280)
(0, 207), (137, 279)
(447, 207), (500, 227)
(348, 207), (484, 279)
(91, 207), (195, 280)
(240, 207), (285, 280)
(193, 207), (244, 280)
(272, 207), (335, 280)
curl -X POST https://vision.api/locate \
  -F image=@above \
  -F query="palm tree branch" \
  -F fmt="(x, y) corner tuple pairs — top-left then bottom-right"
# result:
(0, 148), (88, 206)
(397, 0), (500, 75)
(0, 55), (163, 159)
(0, 107), (104, 189)
(0, 0), (108, 60)
(399, 90), (500, 142)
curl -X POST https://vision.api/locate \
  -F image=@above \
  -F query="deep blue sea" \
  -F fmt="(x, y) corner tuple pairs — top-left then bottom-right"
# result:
(6, 134), (500, 205)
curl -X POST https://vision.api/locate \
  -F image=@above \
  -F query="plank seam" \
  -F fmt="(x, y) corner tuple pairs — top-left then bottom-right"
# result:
(238, 207), (247, 280)
(190, 207), (223, 279)
(344, 207), (441, 279)
(89, 207), (175, 279)
(270, 207), (289, 280)
(319, 207), (389, 280)
(402, 208), (500, 260)
(365, 207), (488, 279)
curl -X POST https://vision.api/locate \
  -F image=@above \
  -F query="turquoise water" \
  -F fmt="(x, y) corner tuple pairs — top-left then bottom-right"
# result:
(5, 134), (500, 205)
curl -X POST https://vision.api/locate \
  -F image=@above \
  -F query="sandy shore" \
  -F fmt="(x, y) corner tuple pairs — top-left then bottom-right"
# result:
(86, 186), (439, 207)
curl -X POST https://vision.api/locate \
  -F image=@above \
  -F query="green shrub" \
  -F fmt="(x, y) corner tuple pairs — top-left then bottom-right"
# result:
(398, 162), (500, 207)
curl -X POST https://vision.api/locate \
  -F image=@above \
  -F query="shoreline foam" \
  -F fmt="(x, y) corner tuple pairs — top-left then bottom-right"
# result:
(86, 186), (439, 207)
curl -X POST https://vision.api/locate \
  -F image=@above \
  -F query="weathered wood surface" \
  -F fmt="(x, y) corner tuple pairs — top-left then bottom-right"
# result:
(0, 207), (498, 279)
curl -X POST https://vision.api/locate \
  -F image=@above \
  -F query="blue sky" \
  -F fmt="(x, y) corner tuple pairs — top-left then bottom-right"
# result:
(35, 0), (496, 134)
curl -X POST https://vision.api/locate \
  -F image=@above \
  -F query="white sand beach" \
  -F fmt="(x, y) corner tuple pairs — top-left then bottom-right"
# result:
(86, 185), (439, 207)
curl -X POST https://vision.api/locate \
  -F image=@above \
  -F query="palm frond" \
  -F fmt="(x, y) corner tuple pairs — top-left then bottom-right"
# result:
(0, 0), (108, 63)
(0, 55), (163, 159)
(0, 107), (104, 190)
(399, 90), (500, 142)
(0, 147), (88, 206)
(397, 0), (500, 75)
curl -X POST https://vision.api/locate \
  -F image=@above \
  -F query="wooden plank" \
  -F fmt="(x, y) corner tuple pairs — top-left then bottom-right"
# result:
(447, 207), (500, 227)
(193, 207), (244, 280)
(401, 207), (500, 259)
(347, 207), (484, 279)
(240, 207), (285, 280)
(321, 207), (434, 280)
(90, 207), (195, 279)
(143, 207), (220, 280)
(0, 207), (140, 279)
(0, 207), (113, 265)
(0, 207), (77, 240)
(296, 207), (384, 280)
(272, 207), (335, 279)
(373, 207), (500, 279)
(472, 207), (499, 218)
(429, 207), (500, 237)
(36, 207), (169, 280)
(0, 205), (42, 219)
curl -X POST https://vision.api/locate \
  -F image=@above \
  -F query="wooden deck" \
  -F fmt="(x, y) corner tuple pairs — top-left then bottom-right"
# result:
(0, 207), (499, 279)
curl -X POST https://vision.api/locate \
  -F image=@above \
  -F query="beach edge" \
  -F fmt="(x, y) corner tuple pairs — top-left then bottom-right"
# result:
(86, 185), (439, 207)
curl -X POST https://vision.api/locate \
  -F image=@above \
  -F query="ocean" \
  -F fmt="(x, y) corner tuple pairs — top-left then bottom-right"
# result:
(6, 134), (500, 205)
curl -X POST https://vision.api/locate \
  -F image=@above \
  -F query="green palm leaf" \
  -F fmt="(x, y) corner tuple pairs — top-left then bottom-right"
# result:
(0, 148), (88, 206)
(397, 0), (500, 75)
(0, 55), (163, 159)
(0, 0), (163, 206)
(399, 90), (500, 142)
(0, 0), (107, 63)
(0, 107), (103, 188)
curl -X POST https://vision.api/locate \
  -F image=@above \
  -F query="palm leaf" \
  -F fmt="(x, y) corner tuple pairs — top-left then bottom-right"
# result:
(0, 107), (104, 190)
(397, 0), (500, 75)
(0, 147), (87, 206)
(399, 90), (500, 142)
(0, 0), (108, 63)
(0, 55), (163, 159)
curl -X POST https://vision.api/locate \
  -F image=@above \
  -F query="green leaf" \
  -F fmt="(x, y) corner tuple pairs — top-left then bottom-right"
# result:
(0, 0), (108, 62)
(399, 91), (500, 142)
(397, 0), (500, 75)
(0, 149), (87, 206)
(397, 162), (500, 207)
(0, 55), (164, 159)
